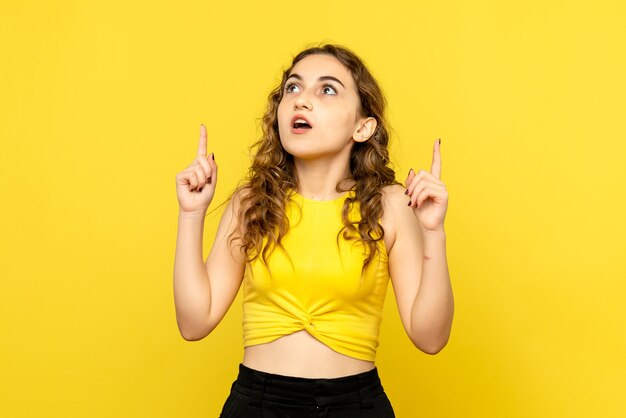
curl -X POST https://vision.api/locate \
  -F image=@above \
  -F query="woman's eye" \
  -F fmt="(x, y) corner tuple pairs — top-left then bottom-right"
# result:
(285, 83), (299, 93)
(322, 85), (337, 95)
(284, 83), (336, 95)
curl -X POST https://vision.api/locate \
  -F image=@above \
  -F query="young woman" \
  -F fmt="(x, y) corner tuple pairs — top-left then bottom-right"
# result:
(174, 44), (454, 417)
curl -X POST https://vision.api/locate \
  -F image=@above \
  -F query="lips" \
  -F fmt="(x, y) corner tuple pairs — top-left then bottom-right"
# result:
(290, 114), (313, 129)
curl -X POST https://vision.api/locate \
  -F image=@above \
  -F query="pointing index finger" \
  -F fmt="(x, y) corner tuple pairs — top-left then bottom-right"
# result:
(431, 138), (442, 179)
(197, 124), (207, 157)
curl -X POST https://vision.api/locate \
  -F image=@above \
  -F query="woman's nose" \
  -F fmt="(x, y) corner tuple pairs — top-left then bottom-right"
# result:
(294, 94), (312, 110)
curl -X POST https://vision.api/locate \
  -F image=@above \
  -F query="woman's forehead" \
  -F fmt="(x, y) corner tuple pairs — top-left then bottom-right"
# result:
(288, 54), (353, 87)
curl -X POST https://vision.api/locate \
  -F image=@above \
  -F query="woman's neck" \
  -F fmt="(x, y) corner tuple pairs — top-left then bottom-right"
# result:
(294, 156), (353, 201)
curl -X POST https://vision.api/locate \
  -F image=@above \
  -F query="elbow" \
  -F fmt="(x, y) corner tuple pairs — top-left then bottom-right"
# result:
(421, 340), (447, 355)
(410, 331), (451, 355)
(175, 309), (216, 341)
(180, 330), (204, 341)
(410, 314), (454, 355)
(177, 322), (212, 342)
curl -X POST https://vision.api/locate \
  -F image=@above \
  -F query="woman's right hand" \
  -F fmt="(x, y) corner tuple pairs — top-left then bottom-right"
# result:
(175, 124), (218, 215)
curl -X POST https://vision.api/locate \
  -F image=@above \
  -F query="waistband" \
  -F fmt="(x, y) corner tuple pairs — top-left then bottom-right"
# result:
(231, 363), (384, 408)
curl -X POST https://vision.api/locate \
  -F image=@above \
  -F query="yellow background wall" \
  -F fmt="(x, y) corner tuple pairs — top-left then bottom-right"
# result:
(1, 1), (624, 417)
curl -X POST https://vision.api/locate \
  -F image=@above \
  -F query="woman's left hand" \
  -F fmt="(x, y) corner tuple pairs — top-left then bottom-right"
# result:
(405, 139), (448, 232)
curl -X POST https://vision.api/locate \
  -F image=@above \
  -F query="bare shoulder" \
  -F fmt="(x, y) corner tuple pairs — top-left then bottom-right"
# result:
(380, 184), (410, 208)
(379, 184), (410, 253)
(209, 185), (253, 248)
(230, 184), (253, 209)
(379, 183), (423, 255)
(225, 185), (253, 221)
(206, 185), (251, 266)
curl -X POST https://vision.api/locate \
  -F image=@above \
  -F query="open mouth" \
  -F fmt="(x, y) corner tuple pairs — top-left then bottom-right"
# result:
(291, 115), (313, 131)
(293, 120), (312, 129)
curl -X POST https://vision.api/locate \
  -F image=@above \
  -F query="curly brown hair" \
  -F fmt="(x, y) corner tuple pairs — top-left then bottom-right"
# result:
(230, 43), (400, 271)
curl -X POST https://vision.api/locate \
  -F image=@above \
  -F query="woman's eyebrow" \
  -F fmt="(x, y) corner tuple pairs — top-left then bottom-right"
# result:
(286, 73), (345, 89)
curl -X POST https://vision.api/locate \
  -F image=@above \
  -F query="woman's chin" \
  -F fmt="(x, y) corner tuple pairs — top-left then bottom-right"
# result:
(284, 149), (321, 161)
(280, 140), (322, 160)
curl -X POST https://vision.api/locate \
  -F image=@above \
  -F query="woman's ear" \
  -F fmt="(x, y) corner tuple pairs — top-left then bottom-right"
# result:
(352, 117), (377, 143)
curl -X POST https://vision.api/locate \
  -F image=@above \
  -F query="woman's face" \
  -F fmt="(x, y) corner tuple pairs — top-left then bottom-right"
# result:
(277, 54), (367, 161)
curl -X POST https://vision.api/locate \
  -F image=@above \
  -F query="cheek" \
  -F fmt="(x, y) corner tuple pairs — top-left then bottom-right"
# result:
(277, 101), (285, 120)
(276, 102), (288, 133)
(327, 110), (355, 135)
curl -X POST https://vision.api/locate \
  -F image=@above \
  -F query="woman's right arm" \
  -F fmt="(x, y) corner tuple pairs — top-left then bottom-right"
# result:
(173, 124), (247, 341)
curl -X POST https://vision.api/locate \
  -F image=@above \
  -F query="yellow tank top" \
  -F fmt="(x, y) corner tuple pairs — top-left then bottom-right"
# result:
(242, 189), (391, 362)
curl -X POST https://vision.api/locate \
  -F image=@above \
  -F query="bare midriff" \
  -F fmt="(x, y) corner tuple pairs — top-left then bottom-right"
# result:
(242, 330), (375, 378)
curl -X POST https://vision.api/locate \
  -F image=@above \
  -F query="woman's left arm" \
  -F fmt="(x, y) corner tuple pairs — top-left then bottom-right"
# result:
(387, 139), (454, 354)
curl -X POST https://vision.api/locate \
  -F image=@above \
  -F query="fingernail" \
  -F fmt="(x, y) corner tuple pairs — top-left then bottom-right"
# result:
(438, 138), (441, 145)
(404, 189), (409, 195)
(407, 201), (411, 206)
(211, 153), (215, 161)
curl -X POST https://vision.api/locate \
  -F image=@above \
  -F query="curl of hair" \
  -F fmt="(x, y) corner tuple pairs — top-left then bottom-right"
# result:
(230, 43), (400, 270)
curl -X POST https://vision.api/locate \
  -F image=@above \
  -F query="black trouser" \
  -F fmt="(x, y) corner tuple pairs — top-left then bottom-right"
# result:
(219, 363), (396, 417)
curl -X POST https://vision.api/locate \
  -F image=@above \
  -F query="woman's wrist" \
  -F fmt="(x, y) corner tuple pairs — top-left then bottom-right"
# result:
(422, 227), (446, 238)
(178, 209), (207, 221)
